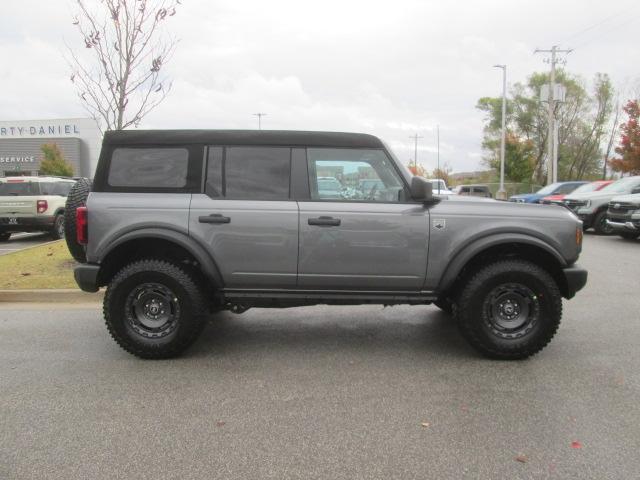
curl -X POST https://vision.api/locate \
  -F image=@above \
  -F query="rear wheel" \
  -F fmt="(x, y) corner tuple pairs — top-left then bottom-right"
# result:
(50, 214), (65, 240)
(104, 259), (207, 359)
(593, 210), (613, 235)
(454, 259), (562, 360)
(0, 233), (10, 242)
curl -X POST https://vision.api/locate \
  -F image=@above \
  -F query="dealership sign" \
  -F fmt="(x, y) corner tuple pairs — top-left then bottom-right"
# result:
(0, 124), (80, 137)
(0, 156), (36, 163)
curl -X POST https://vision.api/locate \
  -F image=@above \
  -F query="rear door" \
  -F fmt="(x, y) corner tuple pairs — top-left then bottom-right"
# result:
(297, 148), (429, 291)
(189, 146), (299, 289)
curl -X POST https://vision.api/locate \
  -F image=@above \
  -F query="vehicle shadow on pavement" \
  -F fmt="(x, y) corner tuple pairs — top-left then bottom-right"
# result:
(187, 305), (477, 360)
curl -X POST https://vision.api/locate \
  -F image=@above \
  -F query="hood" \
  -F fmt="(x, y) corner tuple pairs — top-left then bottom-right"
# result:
(609, 193), (640, 206)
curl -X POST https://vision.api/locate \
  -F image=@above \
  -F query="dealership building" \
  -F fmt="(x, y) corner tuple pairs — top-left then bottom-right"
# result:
(0, 118), (102, 178)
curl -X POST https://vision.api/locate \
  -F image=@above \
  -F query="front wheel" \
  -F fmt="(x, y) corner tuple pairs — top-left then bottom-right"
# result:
(593, 211), (613, 235)
(104, 259), (207, 359)
(454, 260), (562, 360)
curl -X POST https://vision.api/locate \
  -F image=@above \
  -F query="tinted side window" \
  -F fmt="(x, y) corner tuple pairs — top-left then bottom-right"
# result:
(108, 148), (189, 188)
(53, 182), (74, 196)
(224, 147), (290, 200)
(306, 148), (405, 203)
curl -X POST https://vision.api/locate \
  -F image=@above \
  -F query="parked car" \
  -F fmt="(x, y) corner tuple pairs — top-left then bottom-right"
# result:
(317, 176), (344, 199)
(70, 129), (587, 360)
(540, 180), (613, 205)
(606, 193), (640, 240)
(0, 176), (76, 241)
(457, 184), (492, 198)
(509, 181), (588, 204)
(426, 179), (455, 195)
(564, 176), (640, 234)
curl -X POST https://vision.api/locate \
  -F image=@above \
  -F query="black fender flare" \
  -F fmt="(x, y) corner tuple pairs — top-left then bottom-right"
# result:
(97, 228), (224, 288)
(438, 233), (567, 293)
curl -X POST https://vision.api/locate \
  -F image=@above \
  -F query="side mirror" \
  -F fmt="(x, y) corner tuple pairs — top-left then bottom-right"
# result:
(410, 176), (433, 202)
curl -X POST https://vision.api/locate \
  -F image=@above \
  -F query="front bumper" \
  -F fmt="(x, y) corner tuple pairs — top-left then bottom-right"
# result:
(0, 215), (55, 233)
(606, 219), (640, 232)
(74, 264), (100, 293)
(575, 210), (595, 228)
(561, 265), (588, 299)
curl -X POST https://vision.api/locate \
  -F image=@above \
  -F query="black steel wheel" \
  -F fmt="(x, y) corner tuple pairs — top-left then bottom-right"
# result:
(104, 259), (207, 359)
(51, 214), (65, 240)
(454, 259), (562, 360)
(593, 210), (613, 235)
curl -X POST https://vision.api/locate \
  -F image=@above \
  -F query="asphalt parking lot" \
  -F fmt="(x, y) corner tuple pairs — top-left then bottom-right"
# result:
(1, 234), (639, 479)
(0, 232), (55, 256)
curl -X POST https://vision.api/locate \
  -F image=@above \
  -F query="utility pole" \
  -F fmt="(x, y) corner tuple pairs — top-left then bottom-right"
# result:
(409, 134), (423, 173)
(493, 64), (507, 200)
(253, 113), (267, 130)
(535, 45), (572, 184)
(436, 125), (440, 193)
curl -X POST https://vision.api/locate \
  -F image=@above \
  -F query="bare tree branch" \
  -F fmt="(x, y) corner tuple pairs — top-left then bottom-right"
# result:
(68, 0), (180, 131)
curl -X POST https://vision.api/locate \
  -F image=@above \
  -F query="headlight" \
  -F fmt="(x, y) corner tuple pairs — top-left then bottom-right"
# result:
(584, 200), (591, 208)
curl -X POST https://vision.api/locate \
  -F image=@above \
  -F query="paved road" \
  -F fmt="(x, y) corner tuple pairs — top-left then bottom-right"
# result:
(1, 234), (639, 479)
(0, 232), (55, 256)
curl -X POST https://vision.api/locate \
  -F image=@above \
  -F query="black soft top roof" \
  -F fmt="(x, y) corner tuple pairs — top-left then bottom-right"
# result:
(102, 129), (384, 149)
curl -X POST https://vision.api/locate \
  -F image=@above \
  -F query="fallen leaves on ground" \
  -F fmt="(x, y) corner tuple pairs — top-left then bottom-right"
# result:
(420, 422), (430, 428)
(571, 441), (582, 449)
(515, 454), (528, 463)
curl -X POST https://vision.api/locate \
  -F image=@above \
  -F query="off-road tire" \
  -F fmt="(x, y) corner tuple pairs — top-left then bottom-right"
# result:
(619, 232), (640, 240)
(50, 214), (65, 240)
(454, 259), (562, 360)
(104, 259), (207, 359)
(64, 178), (92, 263)
(593, 210), (613, 235)
(0, 233), (10, 242)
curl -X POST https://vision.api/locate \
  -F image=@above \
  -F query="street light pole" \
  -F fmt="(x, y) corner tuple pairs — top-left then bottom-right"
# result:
(253, 113), (267, 130)
(409, 134), (423, 173)
(493, 64), (507, 200)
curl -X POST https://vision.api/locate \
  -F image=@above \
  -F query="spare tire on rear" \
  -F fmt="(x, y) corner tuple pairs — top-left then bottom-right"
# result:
(64, 178), (92, 263)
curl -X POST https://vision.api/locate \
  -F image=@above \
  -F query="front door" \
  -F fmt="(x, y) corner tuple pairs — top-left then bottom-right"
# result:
(189, 146), (299, 289)
(298, 148), (429, 291)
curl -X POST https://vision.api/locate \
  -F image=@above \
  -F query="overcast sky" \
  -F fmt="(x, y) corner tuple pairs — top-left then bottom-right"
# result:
(1, 0), (639, 172)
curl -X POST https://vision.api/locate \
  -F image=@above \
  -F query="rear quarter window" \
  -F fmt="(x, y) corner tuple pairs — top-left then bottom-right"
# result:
(108, 148), (189, 189)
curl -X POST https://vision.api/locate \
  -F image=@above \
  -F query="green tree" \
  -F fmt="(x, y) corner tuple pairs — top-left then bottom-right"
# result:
(40, 143), (74, 177)
(477, 71), (614, 184)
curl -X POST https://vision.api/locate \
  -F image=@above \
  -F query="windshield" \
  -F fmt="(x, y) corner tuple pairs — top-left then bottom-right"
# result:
(536, 183), (561, 195)
(571, 182), (600, 194)
(600, 177), (640, 194)
(0, 181), (39, 196)
(430, 180), (446, 190)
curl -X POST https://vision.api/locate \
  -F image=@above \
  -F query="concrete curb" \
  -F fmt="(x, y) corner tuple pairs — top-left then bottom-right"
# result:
(0, 289), (104, 304)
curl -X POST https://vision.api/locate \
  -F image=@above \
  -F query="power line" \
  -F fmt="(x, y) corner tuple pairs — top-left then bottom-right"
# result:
(571, 14), (640, 50)
(558, 7), (635, 45)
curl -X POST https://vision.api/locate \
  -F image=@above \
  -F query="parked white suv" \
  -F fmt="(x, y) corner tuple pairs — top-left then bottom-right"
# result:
(0, 176), (76, 241)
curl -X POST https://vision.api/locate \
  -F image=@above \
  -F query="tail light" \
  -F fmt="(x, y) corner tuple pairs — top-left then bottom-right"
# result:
(76, 207), (88, 245)
(37, 200), (48, 214)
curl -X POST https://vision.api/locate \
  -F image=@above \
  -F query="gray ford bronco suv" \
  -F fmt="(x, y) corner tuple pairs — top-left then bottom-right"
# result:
(69, 130), (587, 359)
